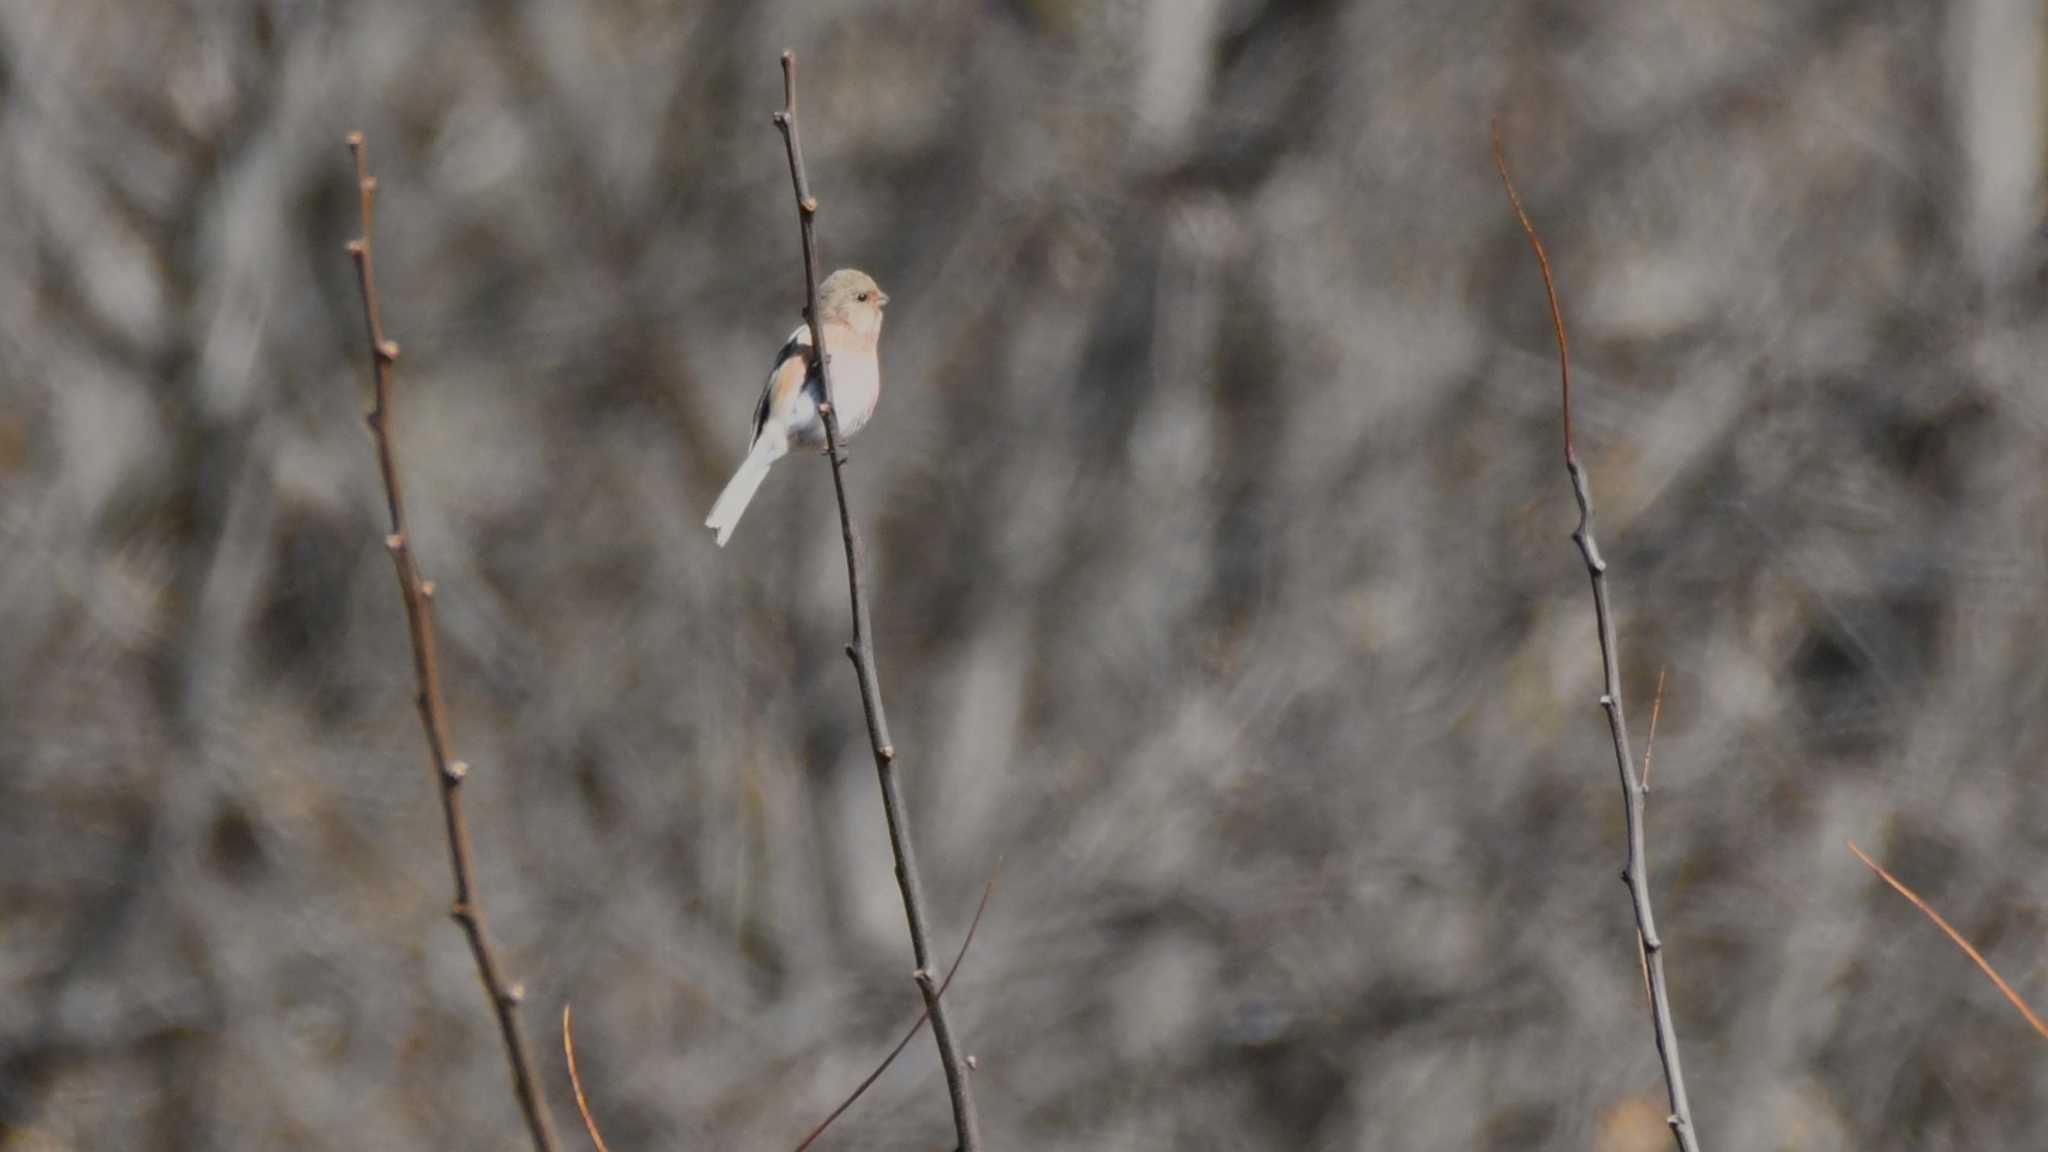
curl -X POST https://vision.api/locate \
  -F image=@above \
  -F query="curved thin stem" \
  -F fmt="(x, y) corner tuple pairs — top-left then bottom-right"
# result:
(1849, 841), (2048, 1041)
(562, 1005), (613, 1152)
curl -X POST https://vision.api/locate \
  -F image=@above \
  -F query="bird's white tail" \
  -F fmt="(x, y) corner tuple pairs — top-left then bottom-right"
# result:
(706, 433), (786, 547)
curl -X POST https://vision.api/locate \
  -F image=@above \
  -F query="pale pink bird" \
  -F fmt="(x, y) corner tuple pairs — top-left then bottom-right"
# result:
(706, 269), (888, 546)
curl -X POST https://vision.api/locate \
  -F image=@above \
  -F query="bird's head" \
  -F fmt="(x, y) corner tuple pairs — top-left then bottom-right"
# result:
(819, 268), (888, 340)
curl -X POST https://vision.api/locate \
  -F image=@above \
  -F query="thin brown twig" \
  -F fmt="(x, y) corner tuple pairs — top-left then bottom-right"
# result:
(345, 133), (560, 1152)
(793, 859), (1003, 1152)
(561, 1006), (612, 1152)
(770, 51), (983, 1152)
(1493, 120), (1703, 1152)
(1642, 665), (1668, 792)
(1848, 840), (2048, 1041)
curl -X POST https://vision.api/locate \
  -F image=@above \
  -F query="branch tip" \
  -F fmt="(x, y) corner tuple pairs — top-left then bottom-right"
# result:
(562, 1005), (614, 1152)
(1848, 839), (2048, 1041)
(1490, 120), (1575, 464)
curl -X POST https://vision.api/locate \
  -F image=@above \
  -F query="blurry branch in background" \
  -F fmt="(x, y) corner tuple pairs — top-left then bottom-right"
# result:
(346, 134), (561, 1152)
(791, 859), (1002, 1152)
(561, 1006), (612, 1152)
(1492, 123), (1704, 1152)
(770, 51), (985, 1152)
(1847, 841), (2048, 1041)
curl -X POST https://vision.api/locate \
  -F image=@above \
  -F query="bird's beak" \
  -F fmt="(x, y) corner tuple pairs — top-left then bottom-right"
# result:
(876, 291), (890, 308)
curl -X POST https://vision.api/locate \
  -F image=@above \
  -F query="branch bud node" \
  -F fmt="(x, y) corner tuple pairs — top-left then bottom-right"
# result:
(446, 760), (469, 782)
(385, 533), (404, 552)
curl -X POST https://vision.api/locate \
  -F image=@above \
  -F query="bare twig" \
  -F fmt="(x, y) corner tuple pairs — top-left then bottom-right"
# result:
(1631, 666), (1670, 1008)
(1493, 122), (1703, 1152)
(792, 859), (1002, 1152)
(346, 133), (560, 1152)
(561, 1006), (613, 1152)
(770, 52), (983, 1152)
(1848, 840), (2048, 1041)
(1642, 665), (1667, 792)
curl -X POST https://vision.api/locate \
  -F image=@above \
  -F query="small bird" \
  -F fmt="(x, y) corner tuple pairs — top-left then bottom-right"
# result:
(706, 269), (889, 547)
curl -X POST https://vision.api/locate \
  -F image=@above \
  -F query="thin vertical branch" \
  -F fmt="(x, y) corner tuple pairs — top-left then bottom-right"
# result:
(769, 52), (984, 1152)
(346, 133), (560, 1152)
(1848, 841), (2048, 1041)
(1493, 122), (1703, 1152)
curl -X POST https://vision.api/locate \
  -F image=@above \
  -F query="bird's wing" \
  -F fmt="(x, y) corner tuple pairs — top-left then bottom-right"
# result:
(751, 324), (815, 441)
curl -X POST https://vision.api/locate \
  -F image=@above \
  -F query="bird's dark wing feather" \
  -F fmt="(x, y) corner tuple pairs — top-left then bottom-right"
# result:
(752, 328), (814, 440)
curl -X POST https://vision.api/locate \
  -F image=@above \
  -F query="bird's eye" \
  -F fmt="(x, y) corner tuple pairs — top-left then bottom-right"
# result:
(857, 292), (871, 302)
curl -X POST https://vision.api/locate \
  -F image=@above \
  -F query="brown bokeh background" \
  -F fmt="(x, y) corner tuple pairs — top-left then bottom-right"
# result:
(4, 2), (2047, 1149)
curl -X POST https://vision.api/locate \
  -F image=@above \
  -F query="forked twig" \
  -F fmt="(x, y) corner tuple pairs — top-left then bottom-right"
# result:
(553, 865), (1002, 1152)
(769, 52), (983, 1152)
(345, 133), (560, 1152)
(1848, 840), (2048, 1041)
(1493, 121), (1703, 1152)
(792, 860), (1002, 1152)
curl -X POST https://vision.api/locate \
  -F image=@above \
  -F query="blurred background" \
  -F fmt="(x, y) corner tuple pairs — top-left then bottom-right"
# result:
(4, 1), (2047, 1149)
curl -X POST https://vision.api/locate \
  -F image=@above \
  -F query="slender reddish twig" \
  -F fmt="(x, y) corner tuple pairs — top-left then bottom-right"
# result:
(769, 51), (983, 1152)
(792, 859), (1002, 1152)
(1848, 840), (2048, 1041)
(346, 133), (560, 1152)
(1493, 121), (1703, 1152)
(561, 1005), (613, 1152)
(1642, 665), (1668, 792)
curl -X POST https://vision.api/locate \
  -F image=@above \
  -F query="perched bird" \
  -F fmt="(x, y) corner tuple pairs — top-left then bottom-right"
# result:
(706, 269), (889, 547)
